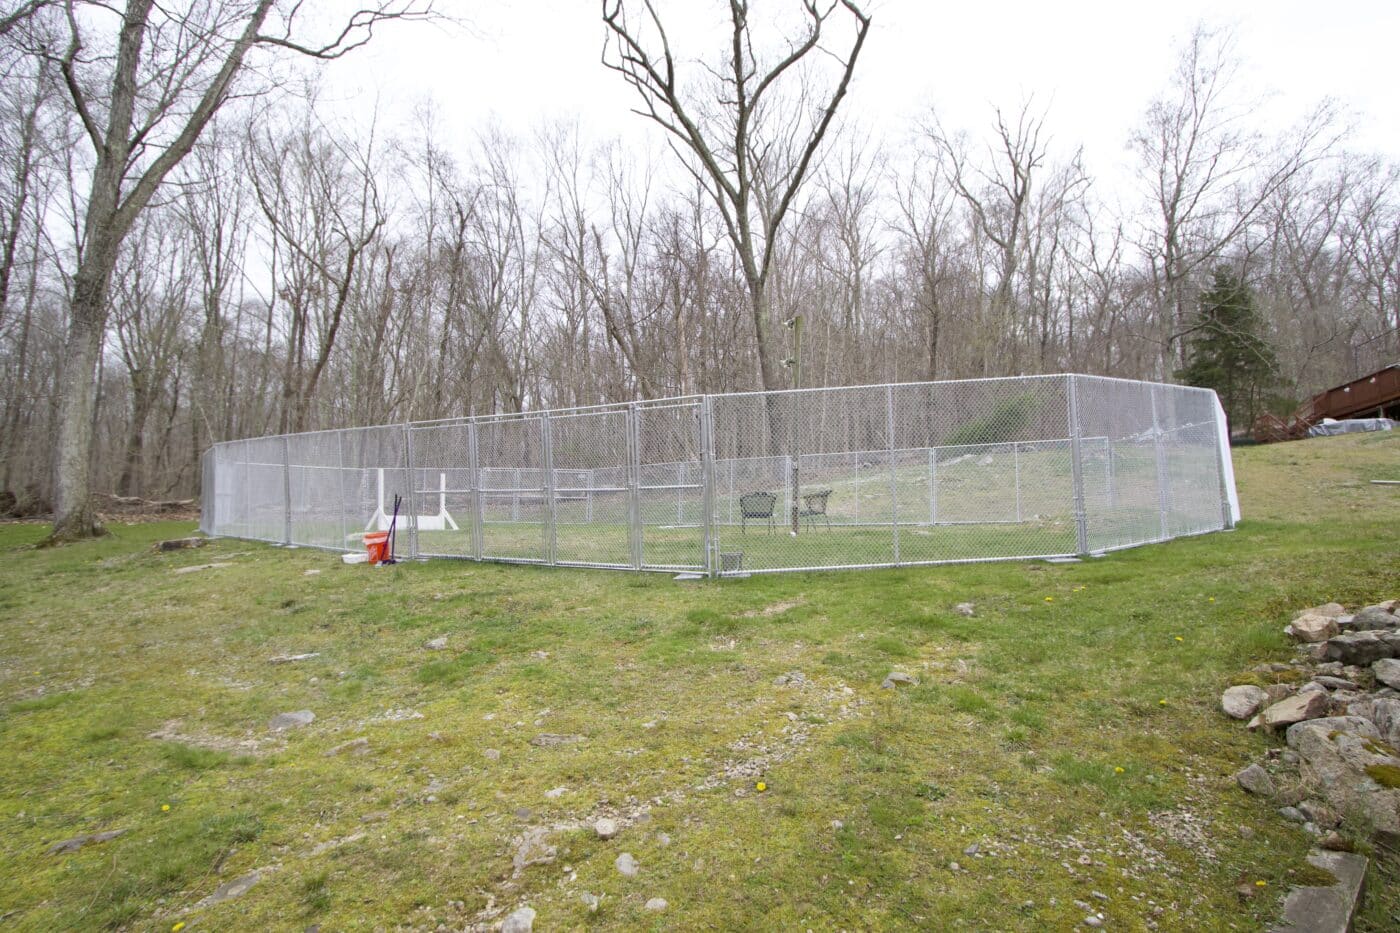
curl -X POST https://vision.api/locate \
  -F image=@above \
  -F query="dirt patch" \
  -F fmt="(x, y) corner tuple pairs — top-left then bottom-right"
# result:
(742, 599), (805, 618)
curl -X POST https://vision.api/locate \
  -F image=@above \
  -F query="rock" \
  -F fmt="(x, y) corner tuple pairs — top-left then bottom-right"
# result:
(325, 737), (370, 757)
(1375, 659), (1400, 690)
(1326, 631), (1400, 666)
(1269, 849), (1367, 933)
(773, 671), (808, 687)
(425, 636), (448, 650)
(1221, 685), (1268, 720)
(579, 892), (601, 913)
(1292, 724), (1400, 847)
(482, 748), (501, 761)
(1298, 681), (1328, 695)
(644, 898), (668, 911)
(529, 733), (584, 747)
(1298, 800), (1337, 826)
(963, 842), (979, 856)
(1236, 763), (1276, 797)
(1279, 806), (1306, 823)
(1315, 676), (1361, 691)
(154, 536), (207, 551)
(1296, 602), (1346, 620)
(1316, 662), (1345, 676)
(512, 828), (556, 875)
(269, 710), (315, 731)
(1285, 716), (1379, 748)
(1084, 917), (1103, 928)
(881, 671), (917, 689)
(831, 819), (844, 831)
(1352, 605), (1399, 631)
(269, 652), (320, 664)
(1257, 692), (1330, 731)
(1343, 698), (1400, 748)
(1287, 614), (1339, 643)
(543, 786), (567, 799)
(615, 852), (640, 877)
(954, 602), (976, 617)
(948, 861), (960, 872)
(194, 870), (261, 909)
(173, 562), (232, 574)
(46, 828), (126, 855)
(1264, 683), (1297, 704)
(594, 818), (620, 840)
(500, 906), (536, 933)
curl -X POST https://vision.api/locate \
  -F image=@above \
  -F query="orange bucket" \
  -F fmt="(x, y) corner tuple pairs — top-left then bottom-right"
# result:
(364, 531), (390, 564)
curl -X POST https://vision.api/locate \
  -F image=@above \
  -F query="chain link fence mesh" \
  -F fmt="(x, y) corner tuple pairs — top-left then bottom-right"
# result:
(201, 376), (1236, 574)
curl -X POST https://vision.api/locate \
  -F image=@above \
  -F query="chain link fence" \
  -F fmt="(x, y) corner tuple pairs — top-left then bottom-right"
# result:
(200, 375), (1238, 575)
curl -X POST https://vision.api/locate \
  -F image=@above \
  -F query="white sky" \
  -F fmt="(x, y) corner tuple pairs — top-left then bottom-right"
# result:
(315, 0), (1399, 196)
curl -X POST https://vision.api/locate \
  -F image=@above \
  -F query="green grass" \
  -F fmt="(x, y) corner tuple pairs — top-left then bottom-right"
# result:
(1, 431), (1397, 930)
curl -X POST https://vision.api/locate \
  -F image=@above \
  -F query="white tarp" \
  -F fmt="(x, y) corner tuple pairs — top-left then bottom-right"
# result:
(1306, 417), (1395, 437)
(1212, 394), (1241, 526)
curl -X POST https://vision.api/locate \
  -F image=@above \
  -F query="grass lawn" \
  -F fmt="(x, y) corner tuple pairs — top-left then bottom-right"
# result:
(2, 431), (1397, 931)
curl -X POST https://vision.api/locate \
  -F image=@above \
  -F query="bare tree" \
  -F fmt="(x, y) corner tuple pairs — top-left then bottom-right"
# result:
(601, 0), (871, 390)
(42, 0), (431, 542)
(923, 102), (1049, 375)
(1130, 24), (1336, 376)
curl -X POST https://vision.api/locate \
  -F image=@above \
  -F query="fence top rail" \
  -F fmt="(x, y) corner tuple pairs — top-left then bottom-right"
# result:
(201, 374), (1220, 455)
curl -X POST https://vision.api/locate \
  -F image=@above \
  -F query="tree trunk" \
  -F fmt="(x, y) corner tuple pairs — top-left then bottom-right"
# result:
(49, 252), (117, 541)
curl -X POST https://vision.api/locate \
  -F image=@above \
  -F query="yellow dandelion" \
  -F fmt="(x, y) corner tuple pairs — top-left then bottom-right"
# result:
(1208, 597), (1215, 603)
(1114, 766), (1124, 774)
(1159, 699), (1168, 706)
(756, 781), (767, 792)
(172, 923), (186, 932)
(1255, 880), (1267, 888)
(1044, 597), (1054, 603)
(1174, 636), (1183, 642)
(161, 804), (171, 812)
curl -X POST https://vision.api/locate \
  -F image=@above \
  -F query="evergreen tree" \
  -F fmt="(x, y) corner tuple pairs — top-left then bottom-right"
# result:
(1175, 269), (1280, 435)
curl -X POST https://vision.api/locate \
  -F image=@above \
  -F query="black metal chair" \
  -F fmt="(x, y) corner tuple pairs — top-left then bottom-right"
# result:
(739, 491), (777, 534)
(798, 489), (832, 530)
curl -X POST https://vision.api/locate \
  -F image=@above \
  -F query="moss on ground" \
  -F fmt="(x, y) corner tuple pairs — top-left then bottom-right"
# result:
(0, 431), (1397, 930)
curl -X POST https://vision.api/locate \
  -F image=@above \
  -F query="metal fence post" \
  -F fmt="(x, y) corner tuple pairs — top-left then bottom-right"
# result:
(700, 395), (717, 577)
(586, 468), (594, 524)
(1066, 375), (1089, 556)
(541, 413), (557, 566)
(403, 423), (419, 559)
(336, 430), (348, 549)
(886, 385), (900, 564)
(626, 403), (643, 570)
(927, 447), (938, 525)
(1013, 442), (1022, 523)
(1149, 385), (1171, 540)
(1105, 438), (1116, 509)
(467, 420), (483, 560)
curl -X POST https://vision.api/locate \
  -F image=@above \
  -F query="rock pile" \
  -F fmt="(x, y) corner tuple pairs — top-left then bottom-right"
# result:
(1221, 598), (1400, 850)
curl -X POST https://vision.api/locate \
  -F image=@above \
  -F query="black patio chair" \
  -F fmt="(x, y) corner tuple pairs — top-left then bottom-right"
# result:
(739, 491), (777, 534)
(798, 489), (832, 530)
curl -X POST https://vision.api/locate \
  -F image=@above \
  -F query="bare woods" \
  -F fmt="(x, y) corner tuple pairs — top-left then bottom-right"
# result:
(0, 3), (1394, 525)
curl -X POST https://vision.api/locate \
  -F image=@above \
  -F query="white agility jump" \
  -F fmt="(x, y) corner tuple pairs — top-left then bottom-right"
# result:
(364, 468), (459, 532)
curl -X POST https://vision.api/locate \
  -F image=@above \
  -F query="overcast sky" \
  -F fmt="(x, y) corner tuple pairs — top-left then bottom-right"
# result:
(316, 0), (1398, 196)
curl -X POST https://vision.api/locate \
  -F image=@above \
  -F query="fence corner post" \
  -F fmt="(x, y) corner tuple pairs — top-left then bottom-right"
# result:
(1066, 375), (1089, 556)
